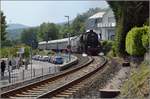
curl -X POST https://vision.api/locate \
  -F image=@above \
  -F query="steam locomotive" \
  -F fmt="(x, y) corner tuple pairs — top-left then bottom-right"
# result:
(78, 30), (100, 55)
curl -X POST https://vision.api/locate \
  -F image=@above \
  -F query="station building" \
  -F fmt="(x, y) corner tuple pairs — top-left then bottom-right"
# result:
(86, 9), (116, 40)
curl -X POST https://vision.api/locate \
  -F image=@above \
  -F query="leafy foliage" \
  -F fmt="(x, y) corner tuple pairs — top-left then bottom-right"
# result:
(101, 40), (114, 55)
(23, 46), (30, 58)
(7, 28), (24, 40)
(0, 11), (7, 41)
(126, 26), (149, 56)
(0, 45), (30, 58)
(1, 40), (13, 47)
(21, 27), (38, 49)
(71, 14), (86, 36)
(0, 11), (9, 48)
(38, 23), (59, 41)
(107, 1), (149, 56)
(142, 27), (150, 50)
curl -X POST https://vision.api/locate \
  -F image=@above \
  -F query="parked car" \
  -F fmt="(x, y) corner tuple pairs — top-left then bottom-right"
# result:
(42, 56), (49, 62)
(54, 56), (63, 64)
(32, 55), (41, 60)
(38, 56), (44, 61)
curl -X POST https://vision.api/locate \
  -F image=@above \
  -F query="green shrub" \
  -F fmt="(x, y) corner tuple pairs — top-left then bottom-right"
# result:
(32, 49), (39, 55)
(0, 44), (31, 58)
(142, 27), (150, 50)
(126, 26), (149, 56)
(0, 48), (9, 58)
(101, 40), (113, 55)
(24, 46), (30, 58)
(47, 50), (55, 55)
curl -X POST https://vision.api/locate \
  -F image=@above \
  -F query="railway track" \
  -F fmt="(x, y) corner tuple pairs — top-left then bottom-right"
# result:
(1, 55), (107, 98)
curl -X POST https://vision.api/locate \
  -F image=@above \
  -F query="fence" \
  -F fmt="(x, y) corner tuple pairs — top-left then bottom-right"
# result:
(3, 66), (60, 84)
(0, 55), (76, 86)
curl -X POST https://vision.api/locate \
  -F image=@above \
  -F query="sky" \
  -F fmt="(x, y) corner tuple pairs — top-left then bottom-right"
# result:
(1, 1), (109, 26)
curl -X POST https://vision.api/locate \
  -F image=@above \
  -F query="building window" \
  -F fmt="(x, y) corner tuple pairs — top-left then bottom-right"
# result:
(108, 29), (115, 40)
(108, 17), (115, 23)
(95, 18), (102, 24)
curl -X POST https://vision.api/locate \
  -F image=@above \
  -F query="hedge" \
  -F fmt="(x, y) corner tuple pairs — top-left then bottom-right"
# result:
(0, 45), (30, 58)
(126, 26), (149, 56)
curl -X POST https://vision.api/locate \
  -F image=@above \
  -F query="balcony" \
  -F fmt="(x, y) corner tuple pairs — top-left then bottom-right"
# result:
(97, 23), (116, 28)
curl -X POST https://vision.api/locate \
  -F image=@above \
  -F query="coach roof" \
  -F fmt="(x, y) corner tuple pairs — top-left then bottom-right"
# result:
(39, 36), (77, 45)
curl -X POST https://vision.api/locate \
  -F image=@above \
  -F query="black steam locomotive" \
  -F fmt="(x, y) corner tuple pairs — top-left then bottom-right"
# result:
(78, 30), (101, 55)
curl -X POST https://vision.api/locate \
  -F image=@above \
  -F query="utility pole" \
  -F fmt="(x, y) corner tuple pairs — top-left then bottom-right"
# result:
(65, 15), (71, 61)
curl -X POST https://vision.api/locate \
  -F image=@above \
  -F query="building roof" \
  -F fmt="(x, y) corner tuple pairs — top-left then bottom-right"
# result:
(89, 12), (105, 19)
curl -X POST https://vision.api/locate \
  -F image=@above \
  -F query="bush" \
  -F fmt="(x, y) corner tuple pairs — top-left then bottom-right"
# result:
(24, 46), (30, 58)
(1, 40), (13, 47)
(47, 50), (55, 55)
(101, 40), (113, 55)
(0, 45), (30, 58)
(126, 26), (149, 56)
(142, 27), (150, 50)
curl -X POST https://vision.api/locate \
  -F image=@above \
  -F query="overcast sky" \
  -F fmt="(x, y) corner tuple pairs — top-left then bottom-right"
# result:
(1, 1), (109, 26)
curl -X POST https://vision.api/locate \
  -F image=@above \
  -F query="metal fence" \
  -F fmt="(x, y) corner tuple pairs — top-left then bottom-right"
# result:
(3, 66), (60, 85)
(0, 55), (76, 87)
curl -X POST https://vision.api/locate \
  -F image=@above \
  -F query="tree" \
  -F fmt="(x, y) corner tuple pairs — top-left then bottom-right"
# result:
(107, 1), (149, 56)
(21, 28), (38, 49)
(0, 11), (7, 44)
(38, 22), (59, 41)
(71, 14), (86, 36)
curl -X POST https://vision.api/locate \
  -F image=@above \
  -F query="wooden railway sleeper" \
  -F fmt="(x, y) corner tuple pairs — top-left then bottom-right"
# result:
(27, 90), (44, 93)
(32, 87), (48, 90)
(52, 97), (66, 99)
(55, 94), (70, 97)
(54, 83), (85, 98)
(15, 94), (36, 97)
(64, 90), (77, 93)
(10, 96), (34, 99)
(21, 92), (41, 95)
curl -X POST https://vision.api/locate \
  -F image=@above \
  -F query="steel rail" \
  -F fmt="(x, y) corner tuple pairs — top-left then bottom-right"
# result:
(38, 56), (107, 98)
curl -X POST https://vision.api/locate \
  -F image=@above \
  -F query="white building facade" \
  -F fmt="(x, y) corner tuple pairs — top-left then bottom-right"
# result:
(86, 9), (116, 40)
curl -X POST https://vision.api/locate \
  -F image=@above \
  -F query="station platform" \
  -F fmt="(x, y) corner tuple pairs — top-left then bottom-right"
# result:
(0, 55), (77, 89)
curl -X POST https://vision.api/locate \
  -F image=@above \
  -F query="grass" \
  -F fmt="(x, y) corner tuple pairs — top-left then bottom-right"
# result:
(121, 61), (150, 98)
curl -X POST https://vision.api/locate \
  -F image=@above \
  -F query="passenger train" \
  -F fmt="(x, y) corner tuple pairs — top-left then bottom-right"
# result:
(38, 30), (101, 55)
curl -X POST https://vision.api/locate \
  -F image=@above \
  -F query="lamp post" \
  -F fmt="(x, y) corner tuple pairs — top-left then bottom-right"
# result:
(65, 15), (71, 61)
(30, 40), (33, 78)
(45, 32), (49, 50)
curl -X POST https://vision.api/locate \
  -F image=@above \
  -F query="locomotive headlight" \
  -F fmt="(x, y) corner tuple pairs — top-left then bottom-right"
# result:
(82, 53), (87, 57)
